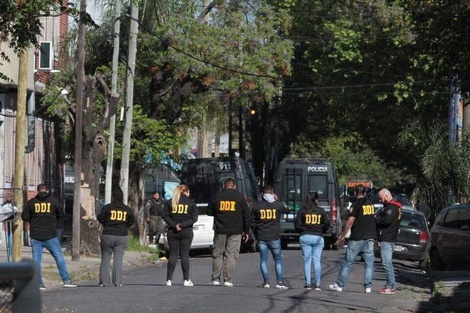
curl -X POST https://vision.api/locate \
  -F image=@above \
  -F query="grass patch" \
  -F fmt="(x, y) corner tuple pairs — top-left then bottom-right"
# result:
(126, 236), (159, 253)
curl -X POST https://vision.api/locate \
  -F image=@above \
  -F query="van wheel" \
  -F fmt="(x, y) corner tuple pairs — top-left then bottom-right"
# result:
(281, 238), (288, 250)
(331, 237), (339, 250)
(430, 248), (446, 271)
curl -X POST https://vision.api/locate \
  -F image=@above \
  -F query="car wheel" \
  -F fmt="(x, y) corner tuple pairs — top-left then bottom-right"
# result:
(430, 248), (446, 271)
(331, 237), (339, 250)
(418, 254), (429, 270)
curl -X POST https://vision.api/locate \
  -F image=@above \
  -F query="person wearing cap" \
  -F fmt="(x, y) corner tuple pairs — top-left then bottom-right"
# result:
(329, 184), (377, 293)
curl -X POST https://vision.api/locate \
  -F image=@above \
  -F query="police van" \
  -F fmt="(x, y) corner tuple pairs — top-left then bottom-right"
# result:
(178, 156), (260, 252)
(274, 158), (342, 249)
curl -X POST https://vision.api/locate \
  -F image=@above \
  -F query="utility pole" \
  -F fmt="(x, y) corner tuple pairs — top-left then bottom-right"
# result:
(12, 49), (28, 262)
(449, 73), (460, 144)
(228, 95), (233, 156)
(105, 0), (122, 204)
(120, 2), (139, 204)
(72, 0), (87, 261)
(238, 105), (245, 159)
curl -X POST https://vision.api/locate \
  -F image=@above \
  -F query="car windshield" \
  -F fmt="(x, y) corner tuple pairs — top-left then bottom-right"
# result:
(400, 212), (425, 229)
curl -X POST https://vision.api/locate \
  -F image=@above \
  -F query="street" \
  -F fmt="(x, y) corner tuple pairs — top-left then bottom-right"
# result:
(41, 248), (435, 313)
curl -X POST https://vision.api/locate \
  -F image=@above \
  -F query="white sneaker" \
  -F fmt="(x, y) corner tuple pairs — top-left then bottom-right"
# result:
(224, 281), (234, 287)
(166, 280), (172, 286)
(328, 283), (343, 292)
(210, 280), (220, 286)
(183, 280), (194, 287)
(365, 287), (371, 293)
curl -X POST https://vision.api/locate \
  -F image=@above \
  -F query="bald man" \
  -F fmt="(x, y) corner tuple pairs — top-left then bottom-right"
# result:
(376, 188), (402, 295)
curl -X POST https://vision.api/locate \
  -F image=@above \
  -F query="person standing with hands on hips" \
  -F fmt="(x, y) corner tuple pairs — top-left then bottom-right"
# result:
(98, 186), (135, 287)
(376, 188), (402, 295)
(329, 184), (377, 293)
(161, 184), (198, 287)
(22, 183), (77, 290)
(207, 177), (251, 287)
(251, 185), (290, 289)
(296, 192), (330, 291)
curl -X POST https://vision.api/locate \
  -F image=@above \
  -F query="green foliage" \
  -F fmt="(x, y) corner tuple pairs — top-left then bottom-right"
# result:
(291, 135), (399, 187)
(114, 105), (188, 169)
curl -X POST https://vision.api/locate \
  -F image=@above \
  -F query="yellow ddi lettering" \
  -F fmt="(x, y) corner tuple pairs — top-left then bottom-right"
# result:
(219, 201), (236, 211)
(34, 203), (51, 213)
(110, 210), (127, 221)
(305, 214), (321, 225)
(362, 205), (375, 215)
(172, 204), (188, 214)
(260, 209), (276, 220)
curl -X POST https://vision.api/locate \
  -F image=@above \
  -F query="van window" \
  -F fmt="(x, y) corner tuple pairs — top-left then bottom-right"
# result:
(307, 174), (328, 199)
(281, 172), (302, 211)
(443, 208), (459, 228)
(458, 208), (470, 228)
(190, 171), (236, 205)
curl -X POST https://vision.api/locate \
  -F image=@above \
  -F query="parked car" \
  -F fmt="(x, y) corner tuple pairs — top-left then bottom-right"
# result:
(374, 207), (430, 269)
(429, 204), (470, 271)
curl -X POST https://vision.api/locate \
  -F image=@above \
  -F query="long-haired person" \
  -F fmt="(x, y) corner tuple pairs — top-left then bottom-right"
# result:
(296, 192), (330, 291)
(161, 184), (198, 286)
(98, 186), (135, 287)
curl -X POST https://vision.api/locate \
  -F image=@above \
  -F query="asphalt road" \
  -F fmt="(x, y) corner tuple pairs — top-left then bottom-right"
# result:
(41, 247), (436, 313)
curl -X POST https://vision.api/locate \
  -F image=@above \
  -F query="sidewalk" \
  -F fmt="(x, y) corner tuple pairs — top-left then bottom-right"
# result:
(0, 242), (162, 289)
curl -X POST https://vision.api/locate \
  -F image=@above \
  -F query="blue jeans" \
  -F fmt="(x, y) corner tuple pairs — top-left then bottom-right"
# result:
(300, 234), (324, 286)
(31, 237), (71, 285)
(258, 239), (283, 283)
(336, 239), (374, 289)
(379, 241), (396, 289)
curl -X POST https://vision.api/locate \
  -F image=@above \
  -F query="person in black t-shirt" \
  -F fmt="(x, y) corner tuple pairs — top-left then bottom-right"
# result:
(329, 184), (377, 293)
(97, 186), (135, 287)
(161, 184), (198, 287)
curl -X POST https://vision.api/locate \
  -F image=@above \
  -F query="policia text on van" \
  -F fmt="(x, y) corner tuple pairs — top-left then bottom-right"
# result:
(274, 158), (342, 249)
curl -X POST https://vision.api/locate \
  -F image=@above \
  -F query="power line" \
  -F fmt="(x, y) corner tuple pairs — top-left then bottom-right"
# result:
(282, 79), (444, 91)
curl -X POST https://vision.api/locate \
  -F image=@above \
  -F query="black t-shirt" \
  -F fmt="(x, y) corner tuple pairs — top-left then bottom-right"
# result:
(349, 197), (377, 240)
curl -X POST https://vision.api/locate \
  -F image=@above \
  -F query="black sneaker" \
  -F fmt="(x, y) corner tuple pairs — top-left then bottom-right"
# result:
(261, 281), (270, 288)
(304, 284), (312, 290)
